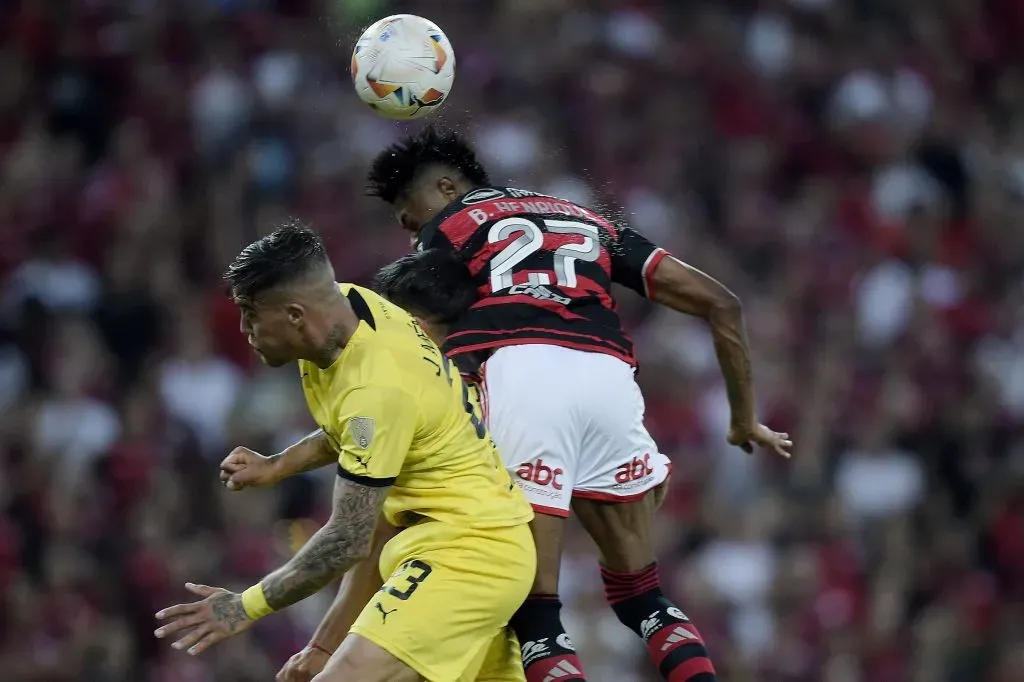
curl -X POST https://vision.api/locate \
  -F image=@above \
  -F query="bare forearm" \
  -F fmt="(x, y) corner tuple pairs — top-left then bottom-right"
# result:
(270, 429), (336, 478)
(311, 518), (397, 651)
(650, 256), (757, 425)
(261, 522), (366, 611)
(260, 480), (387, 612)
(707, 300), (757, 426)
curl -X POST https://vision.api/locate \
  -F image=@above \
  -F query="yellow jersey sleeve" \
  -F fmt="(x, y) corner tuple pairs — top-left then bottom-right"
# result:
(333, 385), (416, 486)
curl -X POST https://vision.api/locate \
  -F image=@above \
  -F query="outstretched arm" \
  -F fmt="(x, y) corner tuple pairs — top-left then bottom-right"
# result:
(276, 516), (399, 681)
(156, 384), (414, 657)
(647, 255), (791, 456)
(648, 256), (757, 432)
(308, 516), (398, 651)
(153, 475), (390, 656)
(253, 475), (389, 612)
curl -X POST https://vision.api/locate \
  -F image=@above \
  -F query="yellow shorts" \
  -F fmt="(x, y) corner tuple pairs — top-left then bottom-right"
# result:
(351, 520), (535, 682)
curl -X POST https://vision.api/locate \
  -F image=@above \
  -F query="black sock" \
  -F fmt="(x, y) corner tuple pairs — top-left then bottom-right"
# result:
(508, 595), (587, 681)
(601, 563), (716, 682)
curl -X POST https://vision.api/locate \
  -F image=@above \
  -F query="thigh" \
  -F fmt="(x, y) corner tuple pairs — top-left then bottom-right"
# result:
(573, 353), (671, 504)
(571, 491), (662, 572)
(351, 523), (536, 682)
(459, 627), (525, 682)
(314, 633), (422, 682)
(482, 345), (585, 518)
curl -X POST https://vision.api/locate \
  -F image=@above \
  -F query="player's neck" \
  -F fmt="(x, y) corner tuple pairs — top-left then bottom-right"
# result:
(305, 296), (360, 369)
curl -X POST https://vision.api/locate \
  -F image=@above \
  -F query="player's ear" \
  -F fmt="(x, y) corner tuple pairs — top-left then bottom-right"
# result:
(285, 302), (305, 325)
(437, 176), (459, 200)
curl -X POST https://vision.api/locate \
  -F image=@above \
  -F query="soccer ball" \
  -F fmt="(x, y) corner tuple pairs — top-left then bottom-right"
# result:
(350, 14), (455, 120)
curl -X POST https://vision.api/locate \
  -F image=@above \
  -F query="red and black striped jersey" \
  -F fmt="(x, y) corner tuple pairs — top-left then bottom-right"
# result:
(417, 186), (669, 367)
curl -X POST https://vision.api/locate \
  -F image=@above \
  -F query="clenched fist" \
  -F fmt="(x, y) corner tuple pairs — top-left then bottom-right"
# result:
(219, 447), (282, 490)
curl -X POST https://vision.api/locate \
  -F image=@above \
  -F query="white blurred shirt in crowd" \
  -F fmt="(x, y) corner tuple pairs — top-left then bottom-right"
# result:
(855, 259), (963, 346)
(3, 255), (101, 315)
(835, 447), (924, 520)
(191, 61), (251, 155)
(159, 354), (242, 456)
(697, 536), (778, 657)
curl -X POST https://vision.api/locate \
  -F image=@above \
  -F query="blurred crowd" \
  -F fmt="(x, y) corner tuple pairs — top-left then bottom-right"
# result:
(1, 0), (1023, 680)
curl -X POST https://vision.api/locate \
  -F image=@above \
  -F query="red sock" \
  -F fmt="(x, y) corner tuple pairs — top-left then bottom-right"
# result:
(601, 564), (716, 682)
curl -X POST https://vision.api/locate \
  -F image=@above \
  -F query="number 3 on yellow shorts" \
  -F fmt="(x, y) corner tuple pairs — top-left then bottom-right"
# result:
(350, 522), (534, 681)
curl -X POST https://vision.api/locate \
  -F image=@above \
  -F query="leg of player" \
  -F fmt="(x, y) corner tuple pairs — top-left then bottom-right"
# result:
(311, 633), (422, 682)
(508, 512), (587, 682)
(572, 490), (717, 682)
(482, 346), (589, 682)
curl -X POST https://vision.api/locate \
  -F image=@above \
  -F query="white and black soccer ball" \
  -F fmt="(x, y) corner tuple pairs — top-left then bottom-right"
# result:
(350, 14), (455, 120)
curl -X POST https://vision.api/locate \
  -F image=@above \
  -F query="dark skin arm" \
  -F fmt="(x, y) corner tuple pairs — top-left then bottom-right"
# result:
(154, 475), (390, 656)
(648, 255), (790, 457)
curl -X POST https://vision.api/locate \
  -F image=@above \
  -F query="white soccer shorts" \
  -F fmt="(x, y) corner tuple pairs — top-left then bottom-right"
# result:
(480, 344), (672, 517)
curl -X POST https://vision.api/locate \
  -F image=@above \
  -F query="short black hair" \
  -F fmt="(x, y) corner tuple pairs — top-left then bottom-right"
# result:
(372, 249), (478, 323)
(223, 220), (328, 299)
(366, 125), (490, 204)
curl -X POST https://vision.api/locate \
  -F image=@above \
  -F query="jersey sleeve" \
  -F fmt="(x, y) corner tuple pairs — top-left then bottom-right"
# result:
(333, 385), (416, 486)
(609, 225), (670, 299)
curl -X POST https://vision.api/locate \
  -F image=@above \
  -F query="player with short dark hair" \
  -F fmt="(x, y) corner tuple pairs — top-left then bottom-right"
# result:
(153, 223), (535, 682)
(361, 127), (792, 682)
(373, 248), (479, 331)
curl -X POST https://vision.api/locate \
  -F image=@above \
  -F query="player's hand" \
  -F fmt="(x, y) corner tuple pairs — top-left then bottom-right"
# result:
(220, 446), (280, 490)
(727, 423), (792, 458)
(154, 583), (253, 656)
(276, 645), (332, 682)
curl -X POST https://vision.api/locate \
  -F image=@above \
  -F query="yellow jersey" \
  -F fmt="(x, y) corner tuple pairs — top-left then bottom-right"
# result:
(300, 284), (533, 530)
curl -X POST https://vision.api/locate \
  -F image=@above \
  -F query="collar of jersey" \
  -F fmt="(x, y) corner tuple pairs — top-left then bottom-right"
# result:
(417, 188), (490, 249)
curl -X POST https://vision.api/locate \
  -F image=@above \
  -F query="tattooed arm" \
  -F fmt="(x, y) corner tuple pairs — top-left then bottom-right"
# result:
(154, 386), (415, 656)
(648, 255), (757, 429)
(309, 515), (398, 651)
(152, 475), (390, 656)
(260, 475), (389, 610)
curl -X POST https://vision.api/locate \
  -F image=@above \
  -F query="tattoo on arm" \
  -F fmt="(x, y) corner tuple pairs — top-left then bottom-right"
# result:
(210, 591), (250, 634)
(260, 477), (389, 611)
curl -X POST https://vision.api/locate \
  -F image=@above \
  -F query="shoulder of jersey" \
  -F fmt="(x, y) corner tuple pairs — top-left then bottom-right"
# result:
(459, 186), (563, 206)
(337, 283), (413, 349)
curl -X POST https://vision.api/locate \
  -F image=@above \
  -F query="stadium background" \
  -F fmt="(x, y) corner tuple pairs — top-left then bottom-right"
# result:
(1, 0), (1022, 680)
